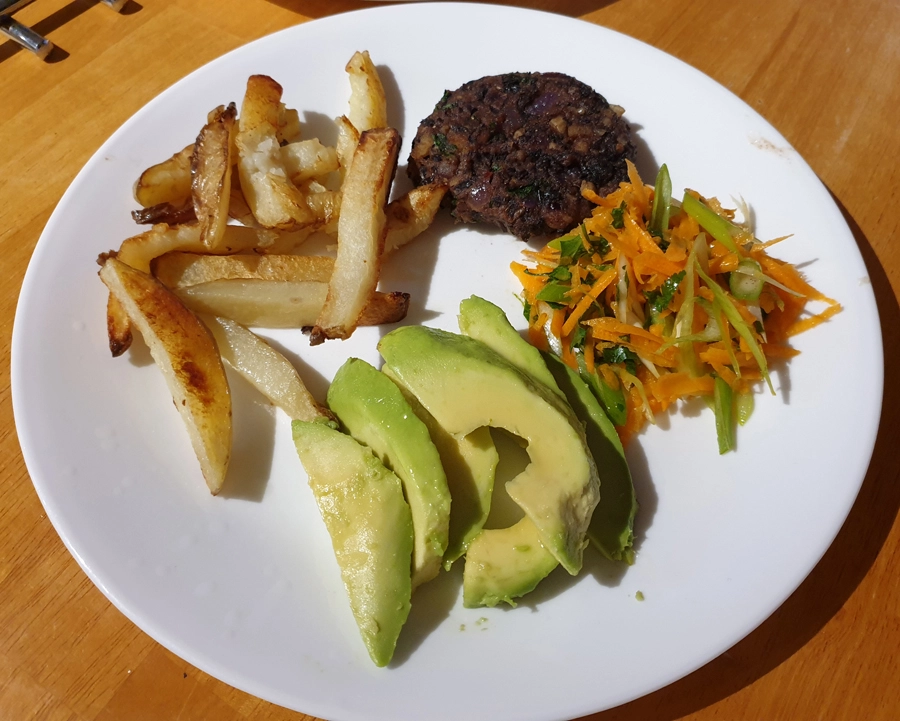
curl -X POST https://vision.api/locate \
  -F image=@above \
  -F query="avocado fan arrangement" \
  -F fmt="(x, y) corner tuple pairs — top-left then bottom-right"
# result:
(291, 295), (637, 667)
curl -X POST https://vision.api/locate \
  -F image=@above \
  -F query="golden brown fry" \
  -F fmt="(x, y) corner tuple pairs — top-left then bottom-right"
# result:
(154, 253), (334, 289)
(277, 104), (302, 144)
(383, 184), (447, 255)
(131, 201), (196, 226)
(193, 103), (237, 249)
(346, 50), (387, 132)
(280, 139), (340, 185)
(99, 258), (232, 494)
(310, 127), (400, 345)
(176, 279), (408, 329)
(107, 294), (132, 357)
(113, 223), (314, 272)
(236, 75), (316, 230)
(202, 315), (334, 423)
(134, 144), (193, 209)
(103, 223), (314, 354)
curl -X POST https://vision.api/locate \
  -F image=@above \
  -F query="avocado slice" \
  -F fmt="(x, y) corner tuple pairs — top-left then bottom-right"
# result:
(326, 358), (451, 588)
(378, 325), (599, 575)
(457, 295), (565, 400)
(543, 352), (637, 563)
(457, 296), (636, 563)
(463, 517), (559, 608)
(382, 365), (498, 568)
(291, 420), (412, 667)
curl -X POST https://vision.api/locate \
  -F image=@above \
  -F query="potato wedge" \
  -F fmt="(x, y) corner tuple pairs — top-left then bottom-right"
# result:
(280, 139), (340, 185)
(103, 223), (313, 355)
(203, 315), (334, 423)
(154, 253), (334, 289)
(193, 103), (237, 249)
(310, 127), (400, 345)
(236, 75), (316, 230)
(99, 258), (232, 494)
(383, 184), (447, 255)
(134, 144), (193, 209)
(107, 295), (132, 357)
(177, 279), (408, 329)
(346, 50), (387, 132)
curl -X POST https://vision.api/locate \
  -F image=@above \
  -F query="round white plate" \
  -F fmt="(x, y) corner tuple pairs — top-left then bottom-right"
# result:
(11, 4), (882, 720)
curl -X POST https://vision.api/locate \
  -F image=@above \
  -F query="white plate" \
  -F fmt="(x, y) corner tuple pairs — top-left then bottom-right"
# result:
(11, 4), (882, 720)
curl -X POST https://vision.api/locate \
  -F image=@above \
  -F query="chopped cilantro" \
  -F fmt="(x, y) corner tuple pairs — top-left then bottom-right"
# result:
(547, 265), (572, 282)
(535, 282), (570, 305)
(644, 270), (686, 322)
(523, 299), (532, 323)
(611, 201), (627, 229)
(571, 326), (587, 351)
(602, 345), (639, 375)
(433, 133), (457, 156)
(554, 234), (587, 262)
(435, 90), (456, 111)
(509, 184), (535, 198)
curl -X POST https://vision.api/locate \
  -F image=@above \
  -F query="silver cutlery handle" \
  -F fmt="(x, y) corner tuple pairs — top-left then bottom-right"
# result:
(0, 15), (52, 59)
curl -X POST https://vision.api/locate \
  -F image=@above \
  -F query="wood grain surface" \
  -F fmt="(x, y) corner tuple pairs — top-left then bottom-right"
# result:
(1, 1), (898, 719)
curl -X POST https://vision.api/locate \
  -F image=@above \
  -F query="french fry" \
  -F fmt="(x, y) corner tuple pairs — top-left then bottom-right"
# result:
(310, 127), (400, 345)
(334, 115), (360, 180)
(131, 202), (196, 226)
(280, 139), (340, 185)
(203, 315), (334, 423)
(346, 50), (387, 132)
(103, 223), (314, 355)
(99, 258), (232, 494)
(154, 253), (334, 289)
(277, 104), (302, 144)
(177, 279), (409, 329)
(236, 75), (316, 230)
(193, 103), (237, 249)
(383, 184), (447, 255)
(133, 144), (193, 209)
(228, 184), (258, 227)
(113, 223), (314, 272)
(301, 183), (342, 230)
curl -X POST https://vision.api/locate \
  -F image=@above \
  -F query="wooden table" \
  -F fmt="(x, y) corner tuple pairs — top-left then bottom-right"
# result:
(1, 1), (898, 719)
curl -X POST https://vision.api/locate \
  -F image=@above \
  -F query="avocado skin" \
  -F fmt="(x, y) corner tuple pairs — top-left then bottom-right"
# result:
(291, 420), (412, 667)
(382, 365), (498, 568)
(463, 517), (558, 608)
(326, 358), (451, 588)
(378, 324), (599, 575)
(543, 352), (637, 563)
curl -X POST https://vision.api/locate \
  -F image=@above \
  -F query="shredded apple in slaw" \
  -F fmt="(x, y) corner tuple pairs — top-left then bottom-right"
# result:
(511, 161), (841, 452)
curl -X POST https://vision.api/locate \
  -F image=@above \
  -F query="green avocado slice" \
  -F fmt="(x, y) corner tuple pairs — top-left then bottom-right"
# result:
(463, 517), (559, 608)
(291, 420), (412, 667)
(542, 352), (637, 563)
(378, 325), (599, 575)
(382, 365), (498, 568)
(457, 295), (565, 400)
(327, 358), (451, 588)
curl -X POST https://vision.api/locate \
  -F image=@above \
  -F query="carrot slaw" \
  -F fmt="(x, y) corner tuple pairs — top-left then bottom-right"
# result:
(511, 161), (841, 453)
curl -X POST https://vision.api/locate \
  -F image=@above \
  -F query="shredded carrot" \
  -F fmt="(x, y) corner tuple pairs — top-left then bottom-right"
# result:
(511, 163), (839, 446)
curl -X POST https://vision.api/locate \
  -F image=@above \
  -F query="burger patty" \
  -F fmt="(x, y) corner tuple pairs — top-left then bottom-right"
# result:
(408, 72), (636, 240)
